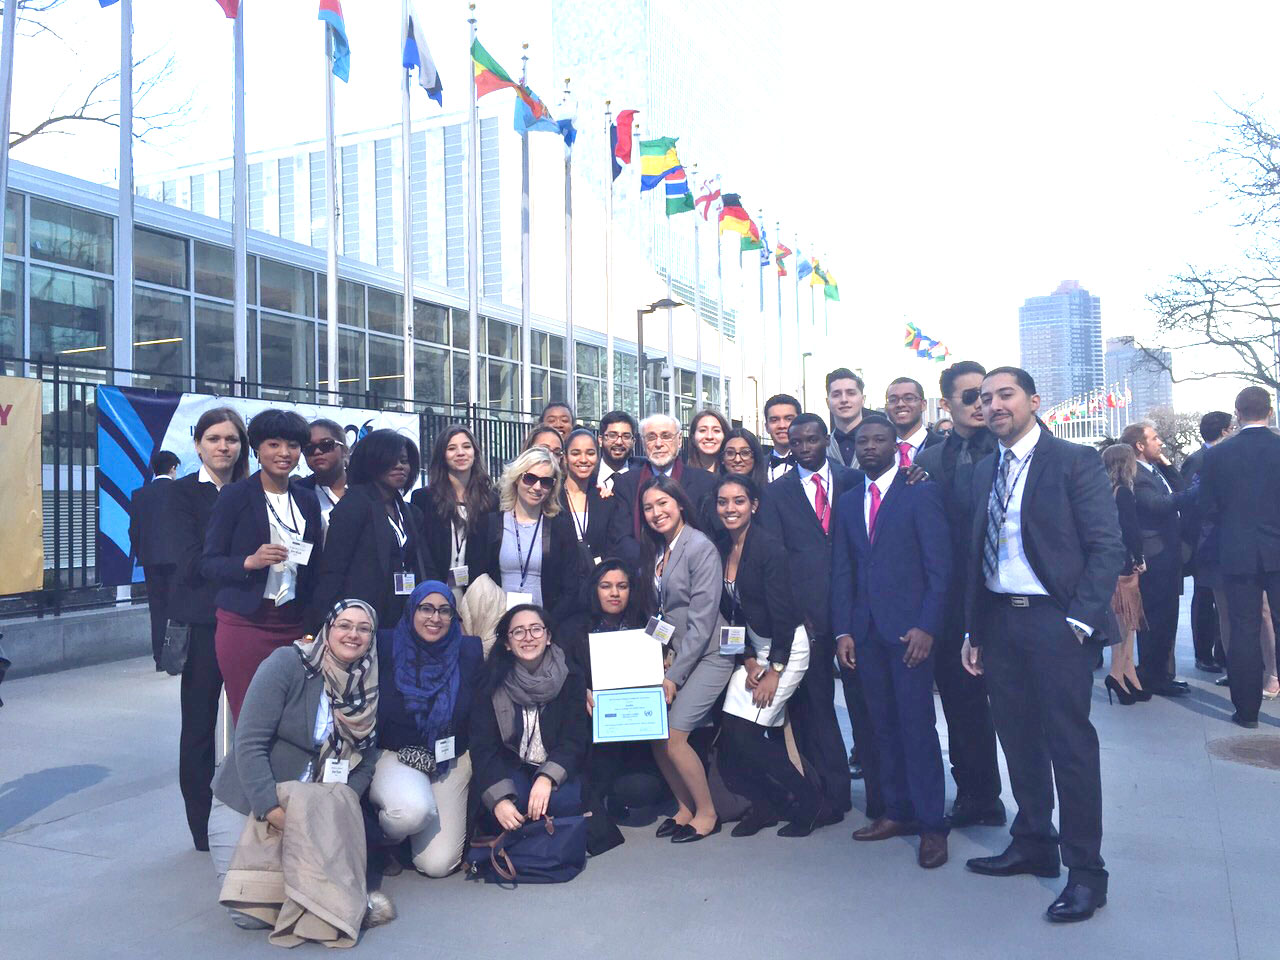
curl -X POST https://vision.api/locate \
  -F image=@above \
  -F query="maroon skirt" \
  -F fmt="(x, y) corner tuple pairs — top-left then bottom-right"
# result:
(215, 602), (305, 723)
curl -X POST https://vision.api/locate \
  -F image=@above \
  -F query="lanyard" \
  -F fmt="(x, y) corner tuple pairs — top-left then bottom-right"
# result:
(453, 517), (466, 558)
(316, 485), (337, 508)
(387, 501), (408, 548)
(724, 579), (743, 626)
(512, 511), (543, 589)
(996, 450), (1034, 521)
(569, 494), (590, 542)
(265, 491), (301, 537)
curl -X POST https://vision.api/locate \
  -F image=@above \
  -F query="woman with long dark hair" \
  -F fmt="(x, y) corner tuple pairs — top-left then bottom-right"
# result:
(310, 429), (436, 630)
(410, 424), (497, 589)
(170, 407), (249, 850)
(719, 427), (768, 489)
(1102, 443), (1149, 704)
(684, 409), (730, 473)
(561, 428), (618, 564)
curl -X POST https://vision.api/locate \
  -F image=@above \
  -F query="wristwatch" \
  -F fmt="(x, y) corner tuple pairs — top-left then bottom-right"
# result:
(770, 661), (785, 673)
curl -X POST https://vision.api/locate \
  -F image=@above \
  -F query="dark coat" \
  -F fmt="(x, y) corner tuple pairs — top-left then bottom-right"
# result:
(409, 487), (493, 584)
(716, 524), (799, 665)
(374, 629), (485, 754)
(129, 477), (178, 569)
(1200, 426), (1280, 576)
(605, 460), (720, 548)
(1133, 462), (1191, 594)
(200, 472), (324, 617)
(831, 470), (951, 644)
(167, 471), (221, 625)
(1114, 485), (1144, 575)
(475, 508), (589, 627)
(559, 476), (621, 566)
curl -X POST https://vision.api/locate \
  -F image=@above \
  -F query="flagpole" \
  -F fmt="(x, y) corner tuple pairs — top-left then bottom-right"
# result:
(114, 0), (135, 388)
(466, 7), (480, 411)
(399, 0), (415, 407)
(691, 166), (703, 409)
(738, 244), (747, 430)
(323, 23), (340, 404)
(793, 240), (801, 397)
(519, 46), (532, 416)
(563, 77), (575, 410)
(715, 221), (725, 416)
(665, 199), (675, 420)
(604, 101), (615, 411)
(232, 5), (249, 392)
(775, 219), (783, 398)
(0, 0), (15, 297)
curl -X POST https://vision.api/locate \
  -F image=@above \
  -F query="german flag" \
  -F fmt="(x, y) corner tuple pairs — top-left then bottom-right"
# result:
(471, 39), (549, 120)
(720, 193), (761, 249)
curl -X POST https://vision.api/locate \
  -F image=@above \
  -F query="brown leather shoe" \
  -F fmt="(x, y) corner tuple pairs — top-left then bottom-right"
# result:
(918, 832), (948, 869)
(851, 817), (913, 841)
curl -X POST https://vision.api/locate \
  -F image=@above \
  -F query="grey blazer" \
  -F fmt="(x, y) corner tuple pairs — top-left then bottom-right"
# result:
(212, 646), (380, 818)
(658, 526), (726, 688)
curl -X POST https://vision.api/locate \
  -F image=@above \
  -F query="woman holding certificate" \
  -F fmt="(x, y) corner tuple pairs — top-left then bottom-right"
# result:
(712, 475), (823, 837)
(640, 476), (733, 843)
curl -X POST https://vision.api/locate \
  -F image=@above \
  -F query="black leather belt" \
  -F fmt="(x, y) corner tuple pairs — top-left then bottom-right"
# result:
(990, 592), (1056, 608)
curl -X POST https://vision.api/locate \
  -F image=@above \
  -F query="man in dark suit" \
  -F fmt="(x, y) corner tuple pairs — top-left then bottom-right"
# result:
(962, 367), (1124, 923)
(595, 410), (644, 494)
(757, 413), (861, 822)
(915, 361), (1005, 828)
(1199, 386), (1280, 728)
(832, 414), (951, 868)
(1181, 411), (1234, 672)
(1121, 421), (1193, 696)
(129, 450), (180, 670)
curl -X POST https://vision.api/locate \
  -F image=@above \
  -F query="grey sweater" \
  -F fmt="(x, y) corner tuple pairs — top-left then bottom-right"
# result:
(212, 646), (380, 819)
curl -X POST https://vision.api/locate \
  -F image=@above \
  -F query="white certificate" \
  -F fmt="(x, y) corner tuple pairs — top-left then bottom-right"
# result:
(589, 629), (665, 691)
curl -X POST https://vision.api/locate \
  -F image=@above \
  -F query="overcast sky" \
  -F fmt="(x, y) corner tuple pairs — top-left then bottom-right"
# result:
(10, 0), (1278, 412)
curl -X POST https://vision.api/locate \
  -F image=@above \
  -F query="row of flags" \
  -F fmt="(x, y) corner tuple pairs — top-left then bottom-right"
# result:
(1044, 386), (1133, 424)
(903, 322), (952, 363)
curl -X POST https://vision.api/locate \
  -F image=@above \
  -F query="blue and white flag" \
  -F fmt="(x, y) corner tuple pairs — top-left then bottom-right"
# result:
(402, 10), (442, 105)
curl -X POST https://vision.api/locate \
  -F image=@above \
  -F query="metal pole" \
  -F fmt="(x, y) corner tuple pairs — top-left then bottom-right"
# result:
(692, 181), (704, 408)
(665, 208), (675, 420)
(323, 26), (339, 404)
(400, 0), (415, 407)
(233, 5), (248, 391)
(114, 0), (135, 386)
(737, 246), (746, 426)
(0, 0), (16, 270)
(563, 77), (574, 409)
(466, 9), (480, 409)
(715, 226), (725, 416)
(604, 102), (615, 411)
(775, 219), (783, 396)
(793, 240), (801, 396)
(636, 308), (646, 419)
(518, 46), (531, 415)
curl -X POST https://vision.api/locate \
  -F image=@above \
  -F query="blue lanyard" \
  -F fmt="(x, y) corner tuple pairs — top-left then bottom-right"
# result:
(511, 512), (543, 589)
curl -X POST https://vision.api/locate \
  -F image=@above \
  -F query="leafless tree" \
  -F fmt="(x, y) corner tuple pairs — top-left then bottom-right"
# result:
(1146, 406), (1203, 467)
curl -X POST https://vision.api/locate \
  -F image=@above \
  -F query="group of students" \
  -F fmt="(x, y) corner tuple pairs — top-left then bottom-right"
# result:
(143, 357), (1241, 940)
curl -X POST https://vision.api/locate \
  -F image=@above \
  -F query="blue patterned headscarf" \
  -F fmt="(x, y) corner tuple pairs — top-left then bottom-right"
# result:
(390, 580), (462, 752)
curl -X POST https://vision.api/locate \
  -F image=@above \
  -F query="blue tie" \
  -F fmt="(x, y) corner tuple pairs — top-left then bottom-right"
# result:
(983, 449), (1016, 580)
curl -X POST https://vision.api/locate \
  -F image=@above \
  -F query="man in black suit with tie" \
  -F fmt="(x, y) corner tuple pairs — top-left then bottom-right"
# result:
(1181, 411), (1234, 672)
(757, 413), (865, 823)
(962, 367), (1124, 923)
(763, 393), (802, 482)
(595, 410), (643, 495)
(1199, 386), (1280, 728)
(129, 450), (180, 670)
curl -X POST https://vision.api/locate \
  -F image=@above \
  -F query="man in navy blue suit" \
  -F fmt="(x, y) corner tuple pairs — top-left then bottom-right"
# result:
(831, 413), (951, 869)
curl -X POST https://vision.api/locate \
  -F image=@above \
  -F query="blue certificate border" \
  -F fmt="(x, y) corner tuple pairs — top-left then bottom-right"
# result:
(592, 686), (669, 743)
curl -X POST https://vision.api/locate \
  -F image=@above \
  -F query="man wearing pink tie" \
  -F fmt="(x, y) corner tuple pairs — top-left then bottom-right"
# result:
(886, 377), (943, 468)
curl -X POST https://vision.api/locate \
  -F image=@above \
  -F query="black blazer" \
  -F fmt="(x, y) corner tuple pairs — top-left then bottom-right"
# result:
(605, 460), (720, 547)
(1200, 426), (1280, 576)
(560, 476), (620, 565)
(476, 508), (589, 627)
(964, 428), (1125, 640)
(129, 477), (178, 569)
(1132, 463), (1189, 581)
(755, 459), (857, 640)
(408, 487), (492, 584)
(1114, 485), (1144, 575)
(308, 483), (437, 631)
(717, 524), (799, 665)
(167, 471), (221, 625)
(201, 472), (324, 617)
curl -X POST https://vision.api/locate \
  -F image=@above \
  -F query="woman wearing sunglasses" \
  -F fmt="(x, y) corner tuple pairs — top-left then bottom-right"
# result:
(479, 446), (587, 627)
(298, 419), (349, 543)
(370, 580), (484, 878)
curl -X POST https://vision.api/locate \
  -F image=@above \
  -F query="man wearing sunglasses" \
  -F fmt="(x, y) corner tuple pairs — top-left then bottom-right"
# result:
(914, 361), (1006, 830)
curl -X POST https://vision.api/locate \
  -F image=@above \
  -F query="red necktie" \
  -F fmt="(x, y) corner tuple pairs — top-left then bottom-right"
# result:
(812, 473), (830, 534)
(867, 482), (882, 541)
(897, 441), (913, 469)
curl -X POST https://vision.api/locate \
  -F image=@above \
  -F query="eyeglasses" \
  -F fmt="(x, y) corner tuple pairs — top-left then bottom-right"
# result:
(520, 473), (556, 491)
(601, 431), (634, 443)
(886, 394), (923, 406)
(644, 432), (679, 444)
(723, 449), (753, 461)
(415, 602), (454, 621)
(331, 619), (372, 637)
(508, 623), (547, 641)
(303, 438), (343, 456)
(958, 387), (982, 406)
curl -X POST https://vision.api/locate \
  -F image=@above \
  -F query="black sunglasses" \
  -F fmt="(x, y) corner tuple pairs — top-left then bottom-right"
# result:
(303, 437), (343, 456)
(960, 387), (981, 406)
(520, 473), (556, 491)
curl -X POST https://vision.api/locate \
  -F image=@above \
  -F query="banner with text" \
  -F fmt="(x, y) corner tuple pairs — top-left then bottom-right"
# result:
(0, 377), (45, 595)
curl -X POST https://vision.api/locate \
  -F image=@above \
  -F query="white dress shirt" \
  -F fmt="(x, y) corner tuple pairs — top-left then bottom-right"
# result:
(197, 464), (217, 486)
(985, 423), (1048, 597)
(795, 460), (833, 521)
(864, 465), (898, 534)
(597, 460), (628, 491)
(896, 424), (930, 464)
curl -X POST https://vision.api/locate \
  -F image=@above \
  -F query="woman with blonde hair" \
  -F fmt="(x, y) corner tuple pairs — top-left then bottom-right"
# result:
(1102, 443), (1150, 704)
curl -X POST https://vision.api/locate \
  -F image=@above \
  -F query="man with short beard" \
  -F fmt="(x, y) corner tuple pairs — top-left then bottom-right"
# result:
(596, 410), (642, 493)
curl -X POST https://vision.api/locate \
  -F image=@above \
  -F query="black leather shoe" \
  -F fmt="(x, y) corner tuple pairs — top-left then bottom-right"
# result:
(1231, 712), (1259, 729)
(946, 797), (1007, 828)
(1046, 882), (1106, 923)
(1215, 675), (1232, 687)
(966, 847), (1060, 878)
(1195, 659), (1224, 674)
(671, 820), (720, 843)
(849, 762), (864, 780)
(816, 807), (846, 827)
(1170, 679), (1190, 690)
(1147, 680), (1189, 697)
(655, 817), (681, 838)
(731, 808), (779, 838)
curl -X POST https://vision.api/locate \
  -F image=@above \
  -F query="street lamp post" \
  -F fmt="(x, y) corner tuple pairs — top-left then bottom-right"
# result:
(637, 298), (684, 420)
(746, 375), (760, 436)
(800, 351), (813, 410)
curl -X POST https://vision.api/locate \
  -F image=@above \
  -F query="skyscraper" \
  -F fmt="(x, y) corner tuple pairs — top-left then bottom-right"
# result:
(1105, 336), (1174, 421)
(1018, 280), (1104, 409)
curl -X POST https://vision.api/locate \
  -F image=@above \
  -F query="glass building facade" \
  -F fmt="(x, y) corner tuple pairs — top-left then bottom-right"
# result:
(1018, 280), (1104, 409)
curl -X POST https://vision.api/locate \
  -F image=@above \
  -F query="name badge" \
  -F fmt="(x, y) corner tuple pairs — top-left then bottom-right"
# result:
(719, 625), (747, 656)
(393, 572), (416, 595)
(322, 757), (349, 784)
(506, 591), (534, 611)
(449, 565), (470, 588)
(645, 616), (675, 645)
(287, 538), (314, 565)
(434, 735), (457, 763)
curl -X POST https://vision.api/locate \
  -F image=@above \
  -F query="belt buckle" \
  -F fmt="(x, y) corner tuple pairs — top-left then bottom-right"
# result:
(1010, 596), (1030, 608)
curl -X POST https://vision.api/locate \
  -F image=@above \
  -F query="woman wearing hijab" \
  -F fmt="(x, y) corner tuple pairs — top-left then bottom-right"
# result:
(370, 580), (485, 878)
(470, 604), (589, 837)
(208, 599), (393, 939)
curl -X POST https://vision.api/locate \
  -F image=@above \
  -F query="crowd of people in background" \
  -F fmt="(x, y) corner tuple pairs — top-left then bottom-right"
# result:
(128, 360), (1280, 942)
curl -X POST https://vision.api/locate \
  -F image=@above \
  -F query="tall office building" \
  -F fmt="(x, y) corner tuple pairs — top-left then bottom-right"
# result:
(1018, 280), (1104, 409)
(1105, 336), (1174, 421)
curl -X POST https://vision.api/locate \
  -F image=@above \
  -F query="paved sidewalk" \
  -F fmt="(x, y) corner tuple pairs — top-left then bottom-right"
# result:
(2, 614), (1277, 960)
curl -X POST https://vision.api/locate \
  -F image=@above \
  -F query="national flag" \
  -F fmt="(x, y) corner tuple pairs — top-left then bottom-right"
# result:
(614, 109), (637, 165)
(719, 193), (759, 248)
(664, 166), (694, 216)
(610, 123), (622, 181)
(639, 137), (681, 191)
(99, 0), (119, 6)
(823, 268), (840, 302)
(775, 243), (792, 276)
(319, 0), (351, 82)
(760, 229), (772, 266)
(513, 83), (572, 146)
(810, 260), (831, 287)
(470, 39), (550, 124)
(214, 0), (239, 15)
(695, 176), (722, 220)
(1123, 386), (1132, 405)
(403, 10), (442, 104)
(797, 254), (812, 281)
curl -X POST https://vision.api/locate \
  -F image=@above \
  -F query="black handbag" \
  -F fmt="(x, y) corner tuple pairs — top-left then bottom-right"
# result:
(396, 745), (437, 777)
(159, 621), (191, 676)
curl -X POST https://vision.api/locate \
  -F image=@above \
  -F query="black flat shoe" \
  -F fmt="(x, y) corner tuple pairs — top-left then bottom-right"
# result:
(966, 847), (1060, 878)
(1046, 882), (1106, 923)
(1195, 659), (1224, 674)
(655, 817), (681, 838)
(945, 798), (1007, 828)
(1147, 680), (1189, 698)
(671, 820), (720, 843)
(731, 809), (779, 838)
(1231, 712), (1259, 729)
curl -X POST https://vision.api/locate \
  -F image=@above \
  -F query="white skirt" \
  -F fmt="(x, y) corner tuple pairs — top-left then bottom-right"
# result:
(722, 625), (810, 728)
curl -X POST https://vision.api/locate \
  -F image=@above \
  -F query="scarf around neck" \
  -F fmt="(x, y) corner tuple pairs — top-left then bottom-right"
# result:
(295, 599), (379, 770)
(492, 641), (569, 750)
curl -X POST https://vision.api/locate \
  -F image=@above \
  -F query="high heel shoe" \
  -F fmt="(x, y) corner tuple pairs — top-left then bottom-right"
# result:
(1104, 676), (1136, 705)
(1122, 676), (1152, 702)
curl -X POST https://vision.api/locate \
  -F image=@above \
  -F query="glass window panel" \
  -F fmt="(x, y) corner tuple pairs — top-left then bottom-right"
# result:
(415, 300), (448, 344)
(29, 198), (113, 273)
(485, 358), (518, 411)
(531, 330), (548, 367)
(367, 286), (401, 335)
(452, 309), (469, 349)
(133, 288), (190, 391)
(194, 300), (257, 396)
(319, 328), (365, 394)
(29, 265), (112, 363)
(548, 334), (566, 370)
(260, 313), (315, 402)
(367, 335), (403, 395)
(339, 280), (365, 328)
(575, 378), (601, 423)
(195, 241), (254, 302)
(453, 352), (470, 407)
(1, 260), (22, 372)
(530, 368), (549, 412)
(134, 227), (188, 289)
(3, 191), (21, 256)
(259, 258), (315, 315)
(486, 317), (517, 360)
(575, 342), (601, 379)
(550, 373), (567, 405)
(414, 343), (450, 408)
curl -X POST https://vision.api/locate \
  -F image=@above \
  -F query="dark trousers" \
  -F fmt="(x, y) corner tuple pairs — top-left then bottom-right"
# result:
(982, 601), (1106, 893)
(143, 565), (173, 667)
(719, 714), (821, 821)
(179, 623), (223, 846)
(1190, 578), (1220, 664)
(1137, 564), (1181, 684)
(787, 634), (852, 814)
(854, 627), (945, 832)
(1222, 570), (1280, 721)
(838, 664), (884, 819)
(583, 742), (662, 855)
(934, 621), (1002, 805)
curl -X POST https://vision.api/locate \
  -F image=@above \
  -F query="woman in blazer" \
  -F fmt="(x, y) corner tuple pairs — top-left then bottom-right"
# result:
(639, 475), (732, 843)
(712, 474), (822, 837)
(202, 409), (324, 723)
(410, 424), (497, 589)
(561, 428), (618, 566)
(470, 604), (589, 837)
(169, 406), (250, 851)
(296, 418), (349, 542)
(309, 429), (436, 631)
